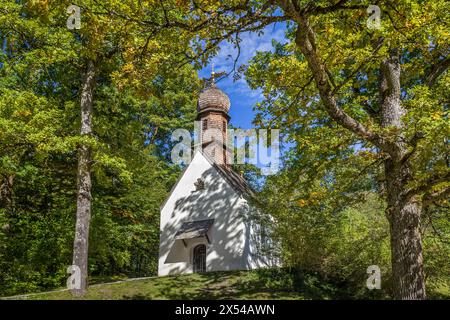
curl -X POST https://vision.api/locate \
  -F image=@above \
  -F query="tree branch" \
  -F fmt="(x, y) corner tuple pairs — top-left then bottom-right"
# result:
(423, 186), (450, 207)
(403, 171), (450, 204)
(426, 56), (450, 87)
(285, 12), (395, 154)
(331, 37), (384, 96)
(304, 0), (367, 15)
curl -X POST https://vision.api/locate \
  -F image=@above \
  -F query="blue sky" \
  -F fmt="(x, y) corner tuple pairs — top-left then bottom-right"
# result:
(197, 22), (288, 129)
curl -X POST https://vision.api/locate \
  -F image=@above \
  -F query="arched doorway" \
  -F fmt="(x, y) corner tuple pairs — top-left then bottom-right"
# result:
(193, 244), (206, 273)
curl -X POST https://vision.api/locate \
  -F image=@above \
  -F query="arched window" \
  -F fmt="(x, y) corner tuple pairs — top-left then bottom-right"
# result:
(193, 244), (206, 273)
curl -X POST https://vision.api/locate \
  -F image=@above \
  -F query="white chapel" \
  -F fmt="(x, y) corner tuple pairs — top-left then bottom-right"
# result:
(158, 73), (277, 276)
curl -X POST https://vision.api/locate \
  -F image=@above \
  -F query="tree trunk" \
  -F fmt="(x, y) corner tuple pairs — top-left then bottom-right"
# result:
(385, 160), (426, 299)
(72, 60), (96, 296)
(380, 53), (426, 299)
(0, 174), (14, 212)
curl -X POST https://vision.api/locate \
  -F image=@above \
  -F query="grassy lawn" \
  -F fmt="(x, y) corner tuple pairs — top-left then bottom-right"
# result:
(3, 269), (448, 300)
(3, 270), (334, 300)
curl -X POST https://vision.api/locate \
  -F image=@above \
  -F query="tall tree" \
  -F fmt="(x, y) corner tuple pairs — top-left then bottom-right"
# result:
(72, 59), (96, 296)
(246, 0), (449, 299)
(63, 0), (199, 295)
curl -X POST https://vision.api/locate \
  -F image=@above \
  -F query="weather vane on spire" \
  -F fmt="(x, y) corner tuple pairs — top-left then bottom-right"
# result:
(211, 61), (215, 84)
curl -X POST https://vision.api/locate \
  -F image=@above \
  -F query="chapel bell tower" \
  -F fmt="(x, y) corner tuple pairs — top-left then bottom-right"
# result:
(196, 69), (231, 166)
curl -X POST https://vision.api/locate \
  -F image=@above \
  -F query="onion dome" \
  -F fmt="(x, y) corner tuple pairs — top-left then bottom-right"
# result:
(197, 72), (230, 113)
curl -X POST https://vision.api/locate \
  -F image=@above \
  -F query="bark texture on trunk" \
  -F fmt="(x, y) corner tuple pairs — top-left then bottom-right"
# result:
(0, 174), (14, 211)
(384, 160), (426, 299)
(72, 60), (96, 297)
(380, 54), (426, 299)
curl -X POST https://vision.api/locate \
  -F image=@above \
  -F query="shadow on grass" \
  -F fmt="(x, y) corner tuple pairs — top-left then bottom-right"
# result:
(121, 269), (351, 300)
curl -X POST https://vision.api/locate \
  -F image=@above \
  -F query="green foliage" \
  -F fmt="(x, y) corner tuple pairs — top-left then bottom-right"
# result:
(262, 178), (391, 293)
(257, 170), (449, 298)
(422, 204), (450, 291)
(0, 0), (200, 296)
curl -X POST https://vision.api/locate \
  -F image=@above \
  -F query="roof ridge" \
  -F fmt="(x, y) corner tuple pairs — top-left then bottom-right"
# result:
(201, 150), (256, 199)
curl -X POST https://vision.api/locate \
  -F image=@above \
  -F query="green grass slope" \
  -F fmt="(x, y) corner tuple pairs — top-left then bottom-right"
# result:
(4, 270), (336, 300)
(3, 269), (449, 300)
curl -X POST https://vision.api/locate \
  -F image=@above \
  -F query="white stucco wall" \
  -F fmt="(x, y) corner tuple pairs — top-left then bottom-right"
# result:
(158, 151), (277, 276)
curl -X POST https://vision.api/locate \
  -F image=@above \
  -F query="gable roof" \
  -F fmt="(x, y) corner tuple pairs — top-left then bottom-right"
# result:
(159, 150), (257, 212)
(202, 153), (256, 199)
